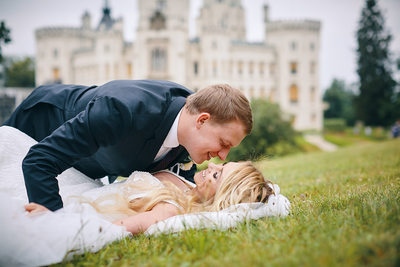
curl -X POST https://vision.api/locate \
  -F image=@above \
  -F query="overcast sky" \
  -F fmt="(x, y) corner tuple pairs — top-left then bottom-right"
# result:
(0, 0), (399, 89)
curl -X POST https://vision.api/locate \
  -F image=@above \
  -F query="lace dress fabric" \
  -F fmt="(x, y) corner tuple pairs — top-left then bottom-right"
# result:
(0, 126), (160, 266)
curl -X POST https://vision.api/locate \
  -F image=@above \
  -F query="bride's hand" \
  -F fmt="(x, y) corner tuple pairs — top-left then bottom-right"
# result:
(25, 202), (50, 213)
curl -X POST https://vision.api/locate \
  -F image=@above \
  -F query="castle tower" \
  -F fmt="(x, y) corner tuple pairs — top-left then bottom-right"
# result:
(134, 0), (190, 83)
(91, 0), (125, 85)
(81, 11), (91, 30)
(196, 0), (246, 41)
(189, 0), (247, 88)
(265, 9), (322, 130)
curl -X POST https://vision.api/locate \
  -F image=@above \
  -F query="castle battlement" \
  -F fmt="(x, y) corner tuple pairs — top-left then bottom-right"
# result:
(35, 27), (92, 39)
(266, 19), (320, 33)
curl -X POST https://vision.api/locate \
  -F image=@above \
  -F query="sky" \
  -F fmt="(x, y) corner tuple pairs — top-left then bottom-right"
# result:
(0, 0), (399, 90)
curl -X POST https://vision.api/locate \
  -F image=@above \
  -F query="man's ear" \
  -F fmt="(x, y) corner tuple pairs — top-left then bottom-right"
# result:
(195, 113), (211, 129)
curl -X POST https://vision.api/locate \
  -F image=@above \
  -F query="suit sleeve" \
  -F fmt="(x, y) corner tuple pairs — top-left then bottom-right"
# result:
(22, 96), (133, 211)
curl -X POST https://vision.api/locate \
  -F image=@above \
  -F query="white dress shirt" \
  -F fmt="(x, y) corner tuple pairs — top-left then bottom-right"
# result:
(154, 109), (182, 161)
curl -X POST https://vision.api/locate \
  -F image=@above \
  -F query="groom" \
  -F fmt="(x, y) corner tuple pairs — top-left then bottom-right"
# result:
(3, 80), (252, 211)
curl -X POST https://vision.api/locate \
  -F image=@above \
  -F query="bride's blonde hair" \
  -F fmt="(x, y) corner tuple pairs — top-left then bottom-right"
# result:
(90, 162), (274, 216)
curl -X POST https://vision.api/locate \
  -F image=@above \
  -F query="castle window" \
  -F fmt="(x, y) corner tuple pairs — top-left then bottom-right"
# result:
(290, 62), (297, 74)
(104, 45), (110, 53)
(127, 63), (132, 77)
(269, 88), (275, 102)
(289, 84), (299, 103)
(238, 61), (243, 75)
(310, 61), (316, 74)
(249, 61), (254, 75)
(151, 48), (167, 72)
(52, 67), (60, 80)
(194, 61), (199, 75)
(105, 63), (110, 79)
(259, 62), (264, 75)
(157, 0), (166, 11)
(310, 43), (315, 51)
(310, 86), (316, 102)
(53, 49), (58, 59)
(290, 42), (297, 51)
(269, 63), (275, 75)
(150, 11), (166, 30)
(311, 113), (316, 123)
(114, 63), (119, 78)
(260, 86), (265, 99)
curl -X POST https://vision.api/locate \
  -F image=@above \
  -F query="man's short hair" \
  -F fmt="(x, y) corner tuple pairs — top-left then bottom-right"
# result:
(185, 84), (253, 134)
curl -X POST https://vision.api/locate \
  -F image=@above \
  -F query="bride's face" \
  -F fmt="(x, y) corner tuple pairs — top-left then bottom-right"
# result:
(193, 162), (240, 200)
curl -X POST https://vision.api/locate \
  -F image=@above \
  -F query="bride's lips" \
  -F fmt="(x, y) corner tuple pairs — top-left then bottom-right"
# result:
(200, 170), (206, 182)
(195, 170), (205, 185)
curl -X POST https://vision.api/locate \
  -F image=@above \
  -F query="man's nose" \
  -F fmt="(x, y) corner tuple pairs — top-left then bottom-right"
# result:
(217, 148), (229, 161)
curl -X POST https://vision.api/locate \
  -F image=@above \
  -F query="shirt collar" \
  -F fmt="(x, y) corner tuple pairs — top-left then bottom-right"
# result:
(162, 109), (182, 148)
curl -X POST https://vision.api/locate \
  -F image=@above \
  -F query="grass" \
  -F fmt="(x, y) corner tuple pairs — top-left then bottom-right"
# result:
(324, 127), (390, 147)
(54, 139), (400, 267)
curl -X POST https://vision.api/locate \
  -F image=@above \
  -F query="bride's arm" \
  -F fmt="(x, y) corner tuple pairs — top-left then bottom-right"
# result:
(113, 202), (179, 235)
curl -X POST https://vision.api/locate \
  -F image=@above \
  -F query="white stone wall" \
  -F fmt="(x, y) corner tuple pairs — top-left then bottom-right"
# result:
(266, 20), (322, 130)
(35, 28), (94, 85)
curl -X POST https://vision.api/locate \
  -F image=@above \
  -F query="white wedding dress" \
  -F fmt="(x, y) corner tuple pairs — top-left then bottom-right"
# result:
(0, 126), (291, 267)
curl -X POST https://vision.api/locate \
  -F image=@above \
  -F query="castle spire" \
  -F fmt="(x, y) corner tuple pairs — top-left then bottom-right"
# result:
(97, 0), (113, 30)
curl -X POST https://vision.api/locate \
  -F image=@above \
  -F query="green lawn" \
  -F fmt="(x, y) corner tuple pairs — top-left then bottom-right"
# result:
(57, 139), (400, 267)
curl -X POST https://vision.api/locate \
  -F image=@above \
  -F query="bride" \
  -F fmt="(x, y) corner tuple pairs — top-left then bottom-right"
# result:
(0, 126), (289, 266)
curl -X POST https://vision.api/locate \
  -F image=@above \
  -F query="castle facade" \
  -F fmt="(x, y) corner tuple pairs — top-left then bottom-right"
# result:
(35, 0), (322, 130)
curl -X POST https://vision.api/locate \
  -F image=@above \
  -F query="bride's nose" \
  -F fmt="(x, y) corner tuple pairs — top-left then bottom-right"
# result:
(208, 162), (217, 168)
(208, 162), (221, 170)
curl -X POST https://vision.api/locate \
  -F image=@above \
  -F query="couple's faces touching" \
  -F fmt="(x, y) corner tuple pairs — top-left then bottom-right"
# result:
(193, 162), (240, 200)
(185, 112), (246, 164)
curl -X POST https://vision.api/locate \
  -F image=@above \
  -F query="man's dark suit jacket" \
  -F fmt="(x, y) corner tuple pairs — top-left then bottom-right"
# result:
(3, 80), (194, 211)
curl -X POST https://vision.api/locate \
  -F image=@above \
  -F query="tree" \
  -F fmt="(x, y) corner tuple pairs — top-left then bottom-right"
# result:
(323, 78), (356, 126)
(228, 99), (297, 161)
(5, 57), (35, 87)
(355, 0), (396, 127)
(0, 21), (12, 62)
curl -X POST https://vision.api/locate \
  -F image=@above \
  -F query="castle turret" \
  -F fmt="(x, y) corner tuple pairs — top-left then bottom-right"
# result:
(134, 0), (189, 83)
(97, 0), (114, 31)
(263, 4), (269, 23)
(81, 11), (91, 30)
(196, 0), (246, 41)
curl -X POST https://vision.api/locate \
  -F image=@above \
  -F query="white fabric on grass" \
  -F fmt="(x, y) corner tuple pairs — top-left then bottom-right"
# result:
(146, 184), (290, 235)
(0, 126), (290, 267)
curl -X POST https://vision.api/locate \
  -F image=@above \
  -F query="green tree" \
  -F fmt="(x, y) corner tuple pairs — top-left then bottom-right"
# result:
(323, 78), (356, 126)
(228, 99), (297, 161)
(0, 21), (12, 62)
(5, 57), (35, 87)
(355, 0), (396, 127)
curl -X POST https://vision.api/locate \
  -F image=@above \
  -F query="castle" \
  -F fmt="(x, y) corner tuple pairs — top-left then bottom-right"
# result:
(35, 0), (322, 130)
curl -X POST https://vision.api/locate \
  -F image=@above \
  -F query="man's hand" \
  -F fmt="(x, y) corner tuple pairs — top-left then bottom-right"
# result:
(25, 202), (50, 213)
